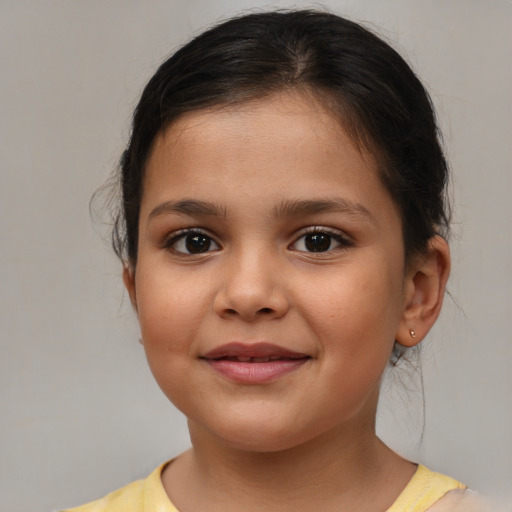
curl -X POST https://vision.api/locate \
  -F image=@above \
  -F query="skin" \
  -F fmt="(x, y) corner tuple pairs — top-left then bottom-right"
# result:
(124, 91), (451, 512)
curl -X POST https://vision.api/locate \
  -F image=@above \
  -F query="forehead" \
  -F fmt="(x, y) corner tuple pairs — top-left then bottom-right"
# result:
(141, 91), (399, 225)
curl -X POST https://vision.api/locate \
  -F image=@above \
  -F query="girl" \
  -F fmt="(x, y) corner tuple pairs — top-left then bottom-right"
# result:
(65, 9), (485, 512)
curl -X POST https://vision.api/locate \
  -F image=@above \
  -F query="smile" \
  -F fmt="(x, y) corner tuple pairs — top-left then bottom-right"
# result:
(201, 343), (311, 384)
(217, 355), (304, 362)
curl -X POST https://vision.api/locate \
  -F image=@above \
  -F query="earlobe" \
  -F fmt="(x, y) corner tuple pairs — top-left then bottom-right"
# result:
(122, 264), (138, 312)
(396, 235), (451, 347)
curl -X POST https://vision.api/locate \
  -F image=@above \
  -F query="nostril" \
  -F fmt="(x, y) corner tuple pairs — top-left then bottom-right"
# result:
(259, 307), (274, 314)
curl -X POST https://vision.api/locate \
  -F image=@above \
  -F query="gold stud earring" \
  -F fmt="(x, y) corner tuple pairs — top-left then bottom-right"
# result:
(409, 329), (416, 338)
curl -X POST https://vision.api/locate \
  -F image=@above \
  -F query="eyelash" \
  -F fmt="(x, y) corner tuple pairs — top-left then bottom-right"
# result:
(162, 226), (353, 255)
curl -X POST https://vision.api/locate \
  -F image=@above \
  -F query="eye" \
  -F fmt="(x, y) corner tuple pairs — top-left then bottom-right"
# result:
(291, 229), (351, 253)
(166, 230), (220, 254)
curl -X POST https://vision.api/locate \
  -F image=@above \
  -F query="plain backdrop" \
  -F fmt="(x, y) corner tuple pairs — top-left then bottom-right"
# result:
(1, 1), (511, 511)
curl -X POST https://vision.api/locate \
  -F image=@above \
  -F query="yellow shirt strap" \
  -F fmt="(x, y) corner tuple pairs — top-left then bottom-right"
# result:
(63, 462), (177, 512)
(143, 461), (180, 512)
(386, 465), (466, 512)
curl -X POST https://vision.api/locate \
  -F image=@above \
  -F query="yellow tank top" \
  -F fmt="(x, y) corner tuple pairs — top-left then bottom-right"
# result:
(64, 462), (466, 512)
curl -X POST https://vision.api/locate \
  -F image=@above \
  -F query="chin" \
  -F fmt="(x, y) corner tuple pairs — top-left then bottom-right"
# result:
(216, 431), (314, 454)
(189, 410), (332, 455)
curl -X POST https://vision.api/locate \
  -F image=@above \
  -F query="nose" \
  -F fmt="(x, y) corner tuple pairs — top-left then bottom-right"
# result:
(213, 249), (290, 322)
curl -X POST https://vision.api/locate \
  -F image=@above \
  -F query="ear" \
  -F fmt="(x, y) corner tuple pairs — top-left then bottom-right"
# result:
(122, 264), (138, 313)
(396, 235), (451, 347)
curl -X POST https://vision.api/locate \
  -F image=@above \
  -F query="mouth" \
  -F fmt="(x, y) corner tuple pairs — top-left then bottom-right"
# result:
(210, 355), (306, 362)
(200, 343), (311, 384)
(201, 342), (310, 361)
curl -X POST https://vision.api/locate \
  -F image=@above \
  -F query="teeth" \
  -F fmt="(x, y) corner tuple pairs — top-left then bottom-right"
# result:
(251, 356), (271, 362)
(219, 355), (305, 362)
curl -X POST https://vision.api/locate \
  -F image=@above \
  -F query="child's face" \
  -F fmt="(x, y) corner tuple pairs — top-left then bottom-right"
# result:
(127, 92), (415, 452)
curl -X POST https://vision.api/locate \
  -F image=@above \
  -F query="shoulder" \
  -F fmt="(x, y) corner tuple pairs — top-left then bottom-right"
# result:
(427, 489), (496, 512)
(387, 464), (499, 512)
(62, 478), (145, 512)
(387, 464), (466, 512)
(61, 461), (175, 512)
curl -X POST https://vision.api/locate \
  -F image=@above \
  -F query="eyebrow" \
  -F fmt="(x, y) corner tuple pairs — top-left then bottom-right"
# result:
(147, 197), (374, 223)
(148, 199), (227, 221)
(272, 198), (375, 222)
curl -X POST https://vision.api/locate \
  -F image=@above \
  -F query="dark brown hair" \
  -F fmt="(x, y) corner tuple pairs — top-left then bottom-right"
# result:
(113, 9), (450, 265)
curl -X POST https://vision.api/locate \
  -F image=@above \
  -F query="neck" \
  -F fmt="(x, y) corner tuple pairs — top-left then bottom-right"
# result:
(162, 414), (415, 512)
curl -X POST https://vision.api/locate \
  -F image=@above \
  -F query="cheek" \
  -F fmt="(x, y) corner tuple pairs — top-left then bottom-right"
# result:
(294, 258), (404, 355)
(135, 266), (213, 353)
(134, 269), (206, 404)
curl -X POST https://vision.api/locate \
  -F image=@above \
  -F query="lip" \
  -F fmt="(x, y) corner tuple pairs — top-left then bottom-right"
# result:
(202, 342), (308, 360)
(201, 342), (311, 384)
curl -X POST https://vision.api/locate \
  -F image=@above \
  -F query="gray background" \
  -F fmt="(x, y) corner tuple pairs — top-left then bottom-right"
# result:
(1, 1), (510, 511)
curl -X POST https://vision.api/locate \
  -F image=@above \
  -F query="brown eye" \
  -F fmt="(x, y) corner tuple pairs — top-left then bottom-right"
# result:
(185, 234), (211, 253)
(168, 231), (220, 254)
(304, 233), (332, 252)
(291, 229), (350, 253)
